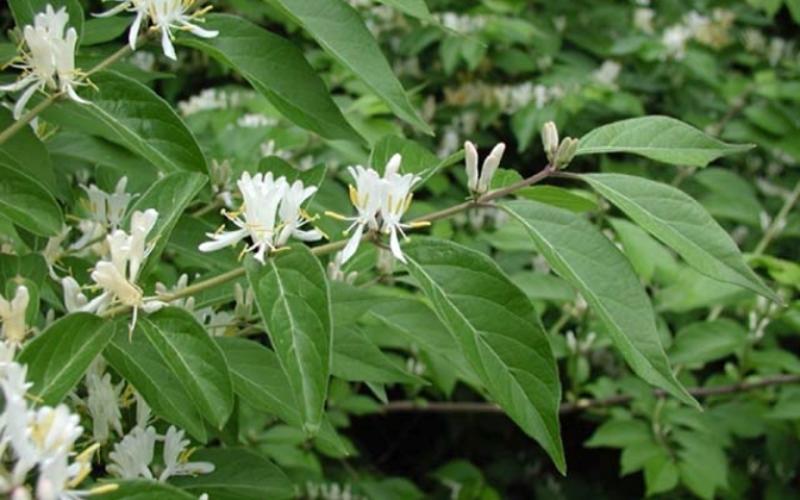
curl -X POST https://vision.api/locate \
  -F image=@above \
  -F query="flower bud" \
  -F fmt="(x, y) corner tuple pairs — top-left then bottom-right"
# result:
(477, 142), (506, 193)
(464, 141), (479, 192)
(554, 137), (579, 169)
(541, 121), (559, 163)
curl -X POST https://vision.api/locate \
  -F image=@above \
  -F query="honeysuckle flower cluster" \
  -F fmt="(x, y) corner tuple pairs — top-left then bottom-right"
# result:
(199, 172), (323, 263)
(96, 0), (218, 60)
(0, 5), (87, 119)
(0, 286), (30, 347)
(328, 154), (427, 264)
(107, 424), (213, 482)
(0, 350), (116, 499)
(464, 141), (506, 195)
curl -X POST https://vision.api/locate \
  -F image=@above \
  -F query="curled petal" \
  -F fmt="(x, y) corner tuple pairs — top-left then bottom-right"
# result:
(183, 23), (219, 39)
(160, 28), (177, 60)
(388, 226), (406, 263)
(340, 223), (364, 264)
(198, 229), (248, 253)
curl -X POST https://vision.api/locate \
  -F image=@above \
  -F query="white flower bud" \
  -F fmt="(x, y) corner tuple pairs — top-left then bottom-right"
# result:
(477, 142), (506, 193)
(464, 141), (479, 192)
(541, 121), (559, 163)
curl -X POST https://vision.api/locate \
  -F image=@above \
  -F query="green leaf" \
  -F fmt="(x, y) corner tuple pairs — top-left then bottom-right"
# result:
(42, 71), (208, 175)
(375, 0), (432, 21)
(333, 326), (424, 385)
(576, 116), (752, 167)
(18, 313), (111, 404)
(9, 0), (84, 40)
(0, 108), (57, 199)
(669, 319), (747, 366)
(246, 246), (332, 435)
(95, 480), (195, 500)
(215, 337), (349, 455)
(0, 159), (63, 236)
(502, 200), (697, 407)
(644, 453), (680, 496)
(103, 318), (208, 442)
(585, 418), (651, 448)
(608, 217), (679, 284)
(269, 0), (432, 134)
(581, 173), (777, 301)
(404, 238), (565, 473)
(516, 186), (599, 213)
(176, 14), (362, 143)
(81, 16), (131, 46)
(170, 448), (293, 499)
(123, 172), (207, 277)
(141, 308), (234, 430)
(675, 431), (728, 499)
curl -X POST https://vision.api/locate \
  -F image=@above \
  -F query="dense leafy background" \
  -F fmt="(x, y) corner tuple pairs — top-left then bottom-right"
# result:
(1, 0), (799, 498)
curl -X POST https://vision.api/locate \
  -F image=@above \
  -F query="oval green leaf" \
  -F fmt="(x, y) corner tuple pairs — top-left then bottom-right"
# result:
(169, 448), (293, 500)
(176, 14), (362, 143)
(404, 238), (565, 473)
(42, 71), (208, 175)
(576, 116), (752, 167)
(216, 337), (349, 455)
(246, 245), (332, 435)
(18, 313), (110, 404)
(0, 160), (63, 236)
(581, 173), (777, 301)
(123, 172), (207, 278)
(502, 199), (697, 408)
(103, 318), (208, 442)
(141, 307), (234, 430)
(270, 0), (431, 134)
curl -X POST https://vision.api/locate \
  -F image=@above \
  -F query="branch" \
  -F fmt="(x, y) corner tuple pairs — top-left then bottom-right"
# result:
(102, 164), (557, 315)
(380, 374), (800, 415)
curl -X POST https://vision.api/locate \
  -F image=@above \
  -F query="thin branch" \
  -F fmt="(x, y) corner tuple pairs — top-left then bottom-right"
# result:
(102, 164), (557, 316)
(379, 374), (800, 415)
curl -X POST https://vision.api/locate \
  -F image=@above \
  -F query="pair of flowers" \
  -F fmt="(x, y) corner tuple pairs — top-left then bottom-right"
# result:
(199, 156), (425, 266)
(199, 172), (323, 263)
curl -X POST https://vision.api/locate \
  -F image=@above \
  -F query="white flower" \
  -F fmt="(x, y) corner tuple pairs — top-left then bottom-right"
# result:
(95, 0), (218, 61)
(0, 5), (87, 119)
(199, 172), (286, 263)
(276, 180), (323, 247)
(633, 7), (655, 34)
(464, 141), (506, 194)
(85, 367), (123, 444)
(107, 426), (157, 480)
(42, 226), (70, 280)
(592, 60), (622, 87)
(337, 164), (387, 263)
(380, 167), (421, 263)
(199, 172), (322, 263)
(0, 286), (30, 345)
(662, 25), (692, 60)
(158, 426), (214, 481)
(90, 209), (165, 331)
(155, 274), (195, 311)
(332, 154), (426, 264)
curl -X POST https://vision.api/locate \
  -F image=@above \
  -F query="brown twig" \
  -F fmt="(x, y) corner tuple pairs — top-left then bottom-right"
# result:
(379, 374), (800, 415)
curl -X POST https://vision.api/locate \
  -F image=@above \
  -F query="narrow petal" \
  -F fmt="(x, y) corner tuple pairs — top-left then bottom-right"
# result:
(388, 226), (406, 263)
(12, 82), (40, 120)
(64, 84), (90, 105)
(93, 1), (131, 18)
(198, 229), (247, 253)
(340, 223), (364, 264)
(128, 10), (144, 50)
(161, 28), (177, 60)
(184, 23), (219, 38)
